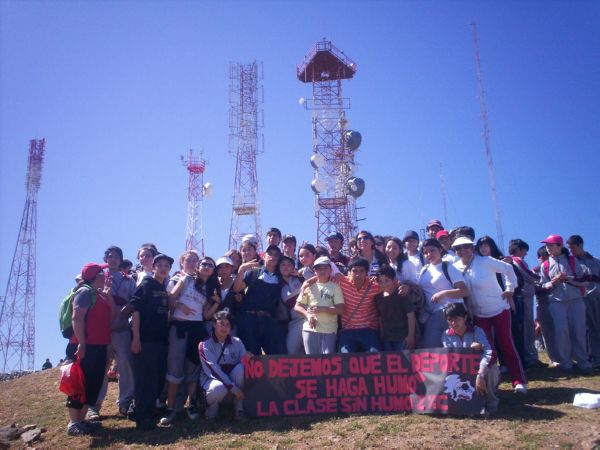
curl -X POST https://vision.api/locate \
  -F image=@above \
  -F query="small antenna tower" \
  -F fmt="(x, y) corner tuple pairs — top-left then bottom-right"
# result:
(0, 138), (45, 372)
(439, 161), (449, 227)
(228, 61), (264, 251)
(472, 21), (505, 251)
(181, 149), (212, 256)
(298, 39), (364, 250)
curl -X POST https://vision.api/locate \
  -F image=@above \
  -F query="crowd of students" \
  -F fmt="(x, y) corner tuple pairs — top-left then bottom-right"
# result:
(61, 221), (600, 435)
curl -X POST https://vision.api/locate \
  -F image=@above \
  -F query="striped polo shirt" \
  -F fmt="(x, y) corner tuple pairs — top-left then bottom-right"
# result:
(338, 276), (380, 331)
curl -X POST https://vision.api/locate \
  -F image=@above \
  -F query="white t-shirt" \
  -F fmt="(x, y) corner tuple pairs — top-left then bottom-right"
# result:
(418, 261), (465, 313)
(168, 274), (206, 321)
(400, 254), (424, 284)
(454, 255), (516, 318)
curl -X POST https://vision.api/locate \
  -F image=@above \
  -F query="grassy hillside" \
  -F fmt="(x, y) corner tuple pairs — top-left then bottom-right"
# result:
(1, 364), (599, 449)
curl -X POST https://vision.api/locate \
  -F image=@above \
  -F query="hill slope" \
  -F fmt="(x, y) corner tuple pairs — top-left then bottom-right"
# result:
(1, 364), (599, 448)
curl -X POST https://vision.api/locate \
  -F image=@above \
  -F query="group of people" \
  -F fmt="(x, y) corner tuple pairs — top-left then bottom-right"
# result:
(61, 221), (600, 435)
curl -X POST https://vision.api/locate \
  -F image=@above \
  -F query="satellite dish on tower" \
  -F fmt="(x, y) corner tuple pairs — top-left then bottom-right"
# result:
(347, 177), (365, 198)
(203, 182), (214, 198)
(310, 153), (325, 169)
(311, 179), (326, 194)
(344, 130), (362, 151)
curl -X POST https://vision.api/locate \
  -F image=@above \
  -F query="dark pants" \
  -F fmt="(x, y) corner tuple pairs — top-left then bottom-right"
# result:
(66, 344), (107, 409)
(237, 313), (284, 355)
(133, 341), (167, 428)
(339, 328), (381, 353)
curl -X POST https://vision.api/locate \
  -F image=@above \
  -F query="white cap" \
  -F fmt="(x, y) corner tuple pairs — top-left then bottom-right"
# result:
(216, 256), (234, 267)
(314, 256), (332, 267)
(452, 236), (474, 248)
(241, 234), (259, 248)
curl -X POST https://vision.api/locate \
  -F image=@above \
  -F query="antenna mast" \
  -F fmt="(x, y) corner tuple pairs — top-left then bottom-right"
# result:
(0, 138), (45, 372)
(439, 161), (449, 227)
(181, 149), (211, 256)
(472, 21), (505, 251)
(228, 61), (263, 251)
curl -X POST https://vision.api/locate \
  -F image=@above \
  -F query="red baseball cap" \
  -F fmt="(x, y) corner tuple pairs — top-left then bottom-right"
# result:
(541, 234), (563, 245)
(435, 230), (450, 239)
(81, 263), (108, 282)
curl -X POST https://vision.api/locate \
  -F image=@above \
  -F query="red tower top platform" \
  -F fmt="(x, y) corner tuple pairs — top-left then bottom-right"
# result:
(297, 39), (357, 83)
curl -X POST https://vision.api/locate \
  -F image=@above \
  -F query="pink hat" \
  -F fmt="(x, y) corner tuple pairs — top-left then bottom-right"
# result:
(541, 234), (563, 245)
(81, 263), (108, 282)
(435, 230), (450, 239)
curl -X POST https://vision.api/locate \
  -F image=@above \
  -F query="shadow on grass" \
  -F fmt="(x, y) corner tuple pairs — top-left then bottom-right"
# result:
(88, 409), (321, 447)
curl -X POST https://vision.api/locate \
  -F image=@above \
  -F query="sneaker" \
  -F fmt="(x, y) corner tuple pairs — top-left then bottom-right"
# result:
(187, 406), (200, 420)
(159, 409), (177, 425)
(126, 403), (136, 421)
(67, 422), (90, 436)
(234, 410), (249, 423)
(86, 407), (100, 421)
(514, 383), (528, 394)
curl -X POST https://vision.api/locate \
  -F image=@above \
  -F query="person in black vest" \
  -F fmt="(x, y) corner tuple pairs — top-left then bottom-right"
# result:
(130, 253), (173, 431)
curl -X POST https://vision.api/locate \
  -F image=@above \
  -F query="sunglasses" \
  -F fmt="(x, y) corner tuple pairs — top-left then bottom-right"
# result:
(200, 262), (215, 269)
(357, 236), (370, 241)
(454, 244), (473, 251)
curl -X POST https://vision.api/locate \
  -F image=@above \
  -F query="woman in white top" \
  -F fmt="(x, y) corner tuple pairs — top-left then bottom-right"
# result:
(403, 230), (426, 284)
(385, 237), (409, 282)
(452, 236), (528, 394)
(418, 238), (468, 348)
(161, 252), (221, 424)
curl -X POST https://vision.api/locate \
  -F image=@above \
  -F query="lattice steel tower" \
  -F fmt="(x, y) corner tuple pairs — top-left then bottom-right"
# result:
(0, 139), (45, 372)
(472, 22), (504, 251)
(181, 149), (212, 256)
(298, 39), (363, 248)
(228, 61), (263, 251)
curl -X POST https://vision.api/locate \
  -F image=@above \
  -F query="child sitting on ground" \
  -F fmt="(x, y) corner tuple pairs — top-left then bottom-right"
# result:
(442, 302), (500, 417)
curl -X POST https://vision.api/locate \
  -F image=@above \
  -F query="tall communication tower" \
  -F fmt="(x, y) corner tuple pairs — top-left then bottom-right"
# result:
(298, 39), (364, 249)
(0, 139), (45, 373)
(439, 161), (449, 227)
(181, 149), (212, 256)
(472, 21), (505, 251)
(228, 61), (264, 251)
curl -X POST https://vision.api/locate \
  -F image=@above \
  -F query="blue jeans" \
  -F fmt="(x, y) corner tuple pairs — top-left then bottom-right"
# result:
(383, 341), (406, 351)
(339, 328), (380, 353)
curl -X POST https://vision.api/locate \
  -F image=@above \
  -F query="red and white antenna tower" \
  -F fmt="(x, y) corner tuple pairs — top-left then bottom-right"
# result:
(181, 149), (212, 256)
(0, 138), (45, 373)
(228, 61), (264, 251)
(472, 21), (505, 251)
(298, 39), (364, 249)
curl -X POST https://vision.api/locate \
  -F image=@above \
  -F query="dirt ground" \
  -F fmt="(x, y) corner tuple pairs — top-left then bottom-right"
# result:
(1, 361), (599, 449)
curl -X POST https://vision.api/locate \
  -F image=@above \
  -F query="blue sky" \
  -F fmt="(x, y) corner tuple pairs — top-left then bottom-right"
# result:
(1, 0), (599, 367)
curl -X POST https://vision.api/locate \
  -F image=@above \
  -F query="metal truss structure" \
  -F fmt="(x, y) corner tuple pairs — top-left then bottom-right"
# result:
(228, 61), (264, 251)
(1, 139), (45, 373)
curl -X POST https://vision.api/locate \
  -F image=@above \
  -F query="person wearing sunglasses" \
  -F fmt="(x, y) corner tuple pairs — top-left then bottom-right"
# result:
(160, 252), (221, 425)
(452, 237), (528, 394)
(354, 230), (387, 276)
